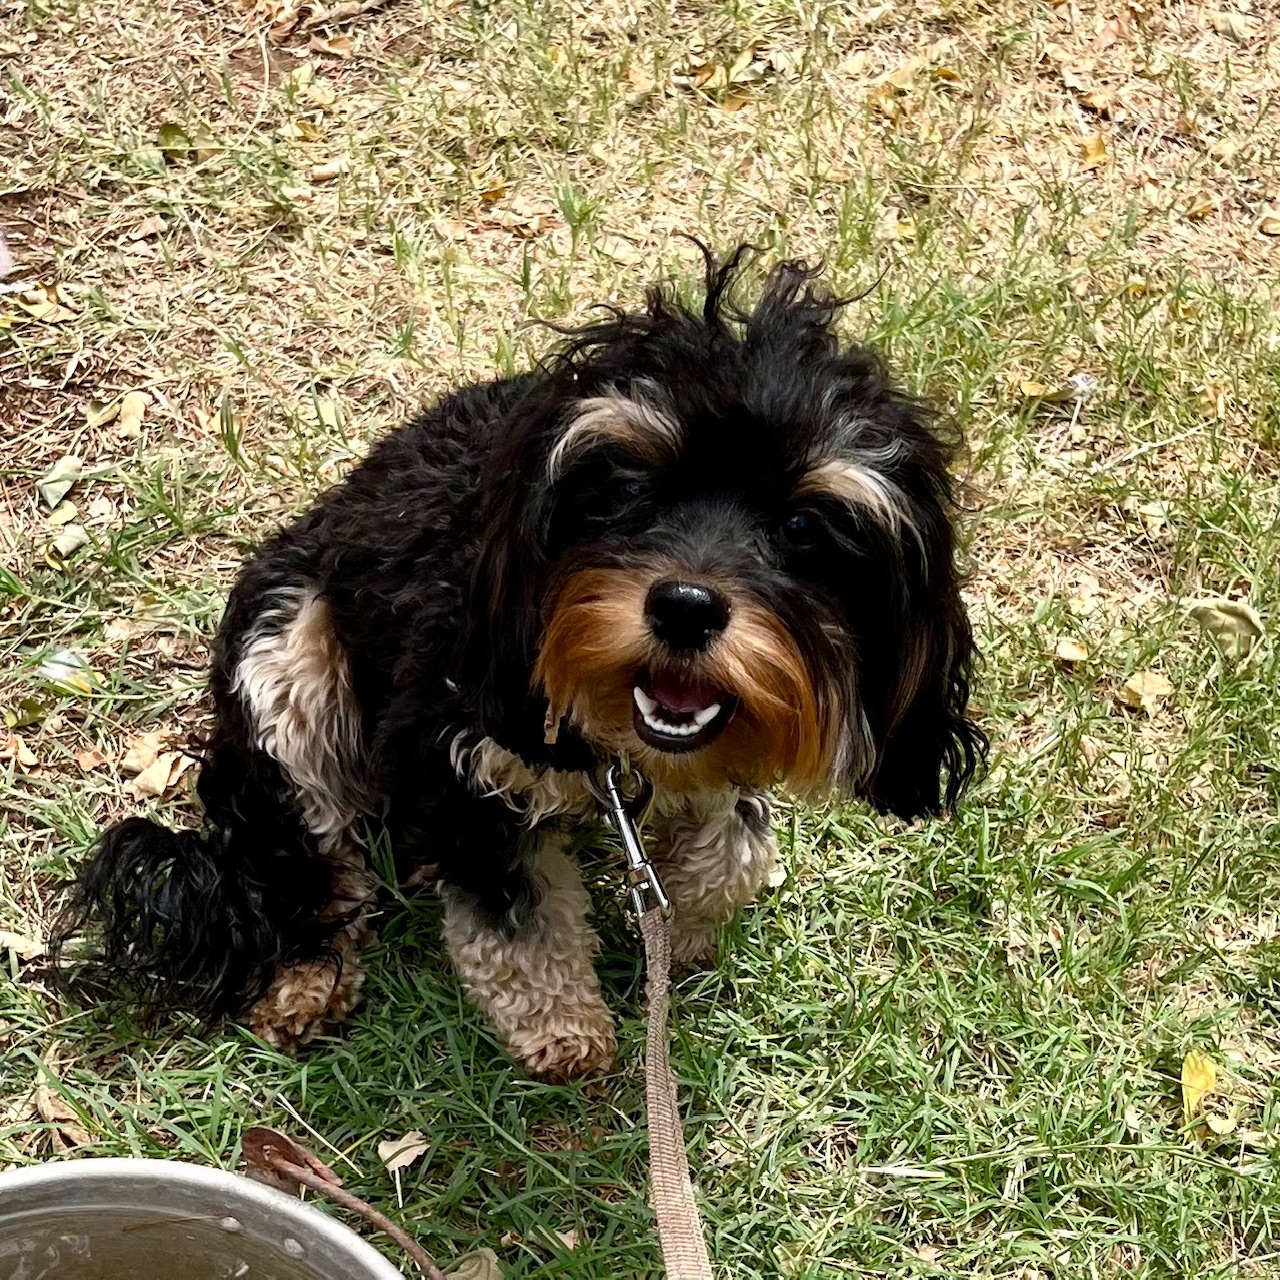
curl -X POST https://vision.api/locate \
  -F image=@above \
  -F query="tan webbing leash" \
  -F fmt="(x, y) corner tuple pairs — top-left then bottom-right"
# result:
(593, 763), (715, 1280)
(640, 906), (715, 1279)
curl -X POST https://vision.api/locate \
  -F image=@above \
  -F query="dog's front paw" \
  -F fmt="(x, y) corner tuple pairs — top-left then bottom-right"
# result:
(248, 957), (365, 1051)
(669, 921), (719, 972)
(507, 1007), (617, 1082)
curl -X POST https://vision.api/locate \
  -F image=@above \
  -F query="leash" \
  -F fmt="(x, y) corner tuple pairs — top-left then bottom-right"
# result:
(593, 763), (715, 1280)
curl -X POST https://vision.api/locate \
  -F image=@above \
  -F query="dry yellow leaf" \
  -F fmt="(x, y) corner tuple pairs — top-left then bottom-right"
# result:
(16, 282), (77, 323)
(128, 214), (167, 241)
(47, 500), (78, 528)
(309, 33), (353, 56)
(0, 733), (38, 769)
(0, 929), (44, 960)
(1081, 133), (1108, 170)
(35, 1085), (93, 1149)
(1054, 637), (1089, 664)
(1185, 193), (1216, 220)
(445, 1250), (504, 1279)
(1188, 598), (1264, 660)
(75, 747), (109, 771)
(120, 730), (166, 776)
(1259, 208), (1280, 236)
(378, 1130), (431, 1174)
(1181, 1049), (1216, 1123)
(1118, 670), (1172, 715)
(1204, 1114), (1237, 1136)
(130, 750), (182, 798)
(118, 390), (151, 439)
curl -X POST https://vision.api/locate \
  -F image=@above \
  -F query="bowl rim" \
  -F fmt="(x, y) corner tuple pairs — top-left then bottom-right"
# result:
(0, 1157), (406, 1279)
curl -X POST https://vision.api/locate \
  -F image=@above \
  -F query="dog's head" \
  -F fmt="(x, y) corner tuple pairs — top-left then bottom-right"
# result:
(470, 250), (985, 817)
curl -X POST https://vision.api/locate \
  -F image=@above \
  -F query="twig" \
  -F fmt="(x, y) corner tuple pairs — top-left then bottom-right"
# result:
(242, 1126), (447, 1279)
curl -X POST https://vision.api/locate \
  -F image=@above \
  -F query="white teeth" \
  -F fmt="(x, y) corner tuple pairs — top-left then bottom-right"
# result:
(632, 687), (722, 739)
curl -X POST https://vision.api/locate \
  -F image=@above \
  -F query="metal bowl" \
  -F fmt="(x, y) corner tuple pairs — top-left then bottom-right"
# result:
(0, 1158), (405, 1279)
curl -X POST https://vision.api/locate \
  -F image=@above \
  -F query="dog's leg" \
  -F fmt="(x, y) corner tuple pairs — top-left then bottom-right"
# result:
(246, 829), (374, 1049)
(649, 790), (779, 968)
(233, 589), (376, 1049)
(441, 830), (616, 1082)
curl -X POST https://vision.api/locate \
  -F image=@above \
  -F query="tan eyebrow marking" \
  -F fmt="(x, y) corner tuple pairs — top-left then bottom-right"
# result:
(547, 390), (682, 479)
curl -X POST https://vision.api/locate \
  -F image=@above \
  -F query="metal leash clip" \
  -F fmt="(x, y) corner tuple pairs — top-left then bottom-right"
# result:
(591, 761), (669, 919)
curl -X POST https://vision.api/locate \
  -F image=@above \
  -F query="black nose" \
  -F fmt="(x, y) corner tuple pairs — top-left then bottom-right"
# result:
(645, 580), (731, 651)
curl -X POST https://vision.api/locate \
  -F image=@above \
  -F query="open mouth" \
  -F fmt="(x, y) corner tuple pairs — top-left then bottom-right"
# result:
(632, 670), (734, 753)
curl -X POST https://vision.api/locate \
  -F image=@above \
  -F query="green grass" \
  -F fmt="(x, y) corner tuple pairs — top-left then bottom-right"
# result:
(3, 0), (1280, 1274)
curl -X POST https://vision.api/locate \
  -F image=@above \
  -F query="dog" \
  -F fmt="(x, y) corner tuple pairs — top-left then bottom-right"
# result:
(60, 249), (984, 1081)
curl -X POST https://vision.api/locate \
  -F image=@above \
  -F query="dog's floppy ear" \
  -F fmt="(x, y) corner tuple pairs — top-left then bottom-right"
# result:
(461, 377), (597, 767)
(867, 576), (985, 820)
(848, 424), (987, 820)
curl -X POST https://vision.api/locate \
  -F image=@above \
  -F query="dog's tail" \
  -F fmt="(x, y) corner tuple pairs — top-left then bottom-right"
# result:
(55, 735), (340, 1021)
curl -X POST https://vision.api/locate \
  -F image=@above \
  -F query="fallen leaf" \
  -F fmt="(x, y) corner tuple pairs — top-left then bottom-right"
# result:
(308, 158), (349, 183)
(1054, 637), (1089, 664)
(1081, 133), (1108, 170)
(912, 1243), (944, 1263)
(128, 214), (167, 241)
(625, 61), (656, 94)
(75, 747), (109, 771)
(1181, 1048), (1217, 1123)
(158, 121), (192, 161)
(309, 33), (353, 56)
(1019, 379), (1078, 404)
(35, 1085), (93, 1149)
(0, 227), (12, 278)
(0, 929), (45, 959)
(1079, 86), (1115, 115)
(378, 1130), (430, 1174)
(446, 1250), (504, 1279)
(554, 1229), (578, 1250)
(1185, 193), (1216, 220)
(117, 390), (151, 438)
(720, 86), (752, 112)
(1118, 670), (1173, 715)
(0, 733), (38, 769)
(1258, 208), (1280, 236)
(1093, 17), (1122, 49)
(86, 399), (120, 428)
(128, 750), (192, 798)
(46, 500), (78, 527)
(16, 282), (76, 323)
(1208, 9), (1255, 40)
(766, 860), (787, 888)
(36, 455), (82, 508)
(1204, 1113), (1238, 1135)
(120, 730), (167, 775)
(47, 524), (90, 564)
(130, 751), (178, 797)
(1188, 599), (1264, 659)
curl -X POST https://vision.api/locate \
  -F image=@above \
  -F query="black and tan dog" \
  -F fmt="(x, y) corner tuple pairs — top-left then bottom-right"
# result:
(63, 250), (984, 1080)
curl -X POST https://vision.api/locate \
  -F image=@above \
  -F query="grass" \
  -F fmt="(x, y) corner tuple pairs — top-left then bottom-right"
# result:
(3, 0), (1280, 1274)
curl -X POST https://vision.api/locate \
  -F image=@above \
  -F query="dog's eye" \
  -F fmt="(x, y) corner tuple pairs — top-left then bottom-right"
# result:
(783, 511), (813, 536)
(617, 478), (647, 502)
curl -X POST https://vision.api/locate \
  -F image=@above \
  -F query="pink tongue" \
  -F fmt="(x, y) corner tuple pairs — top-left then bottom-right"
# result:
(649, 673), (719, 714)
